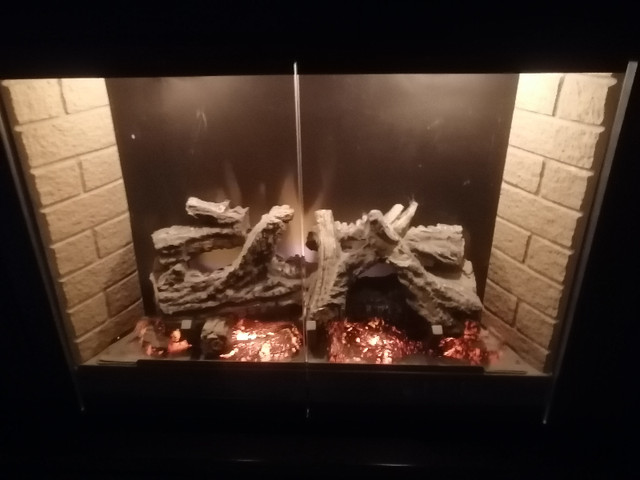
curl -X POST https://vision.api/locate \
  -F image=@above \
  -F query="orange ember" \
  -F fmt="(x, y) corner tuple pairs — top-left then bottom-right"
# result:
(328, 317), (423, 364)
(436, 320), (497, 366)
(219, 318), (302, 362)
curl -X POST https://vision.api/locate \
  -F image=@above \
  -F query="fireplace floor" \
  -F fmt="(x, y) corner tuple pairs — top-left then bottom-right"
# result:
(85, 322), (541, 375)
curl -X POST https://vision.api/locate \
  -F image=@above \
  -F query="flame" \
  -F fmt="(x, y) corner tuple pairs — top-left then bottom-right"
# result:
(327, 317), (423, 364)
(434, 320), (498, 366)
(219, 318), (302, 362)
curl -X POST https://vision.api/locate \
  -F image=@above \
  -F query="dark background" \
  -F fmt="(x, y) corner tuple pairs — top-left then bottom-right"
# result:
(1, 3), (639, 477)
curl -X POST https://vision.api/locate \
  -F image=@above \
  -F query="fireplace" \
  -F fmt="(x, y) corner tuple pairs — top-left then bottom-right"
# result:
(0, 65), (636, 417)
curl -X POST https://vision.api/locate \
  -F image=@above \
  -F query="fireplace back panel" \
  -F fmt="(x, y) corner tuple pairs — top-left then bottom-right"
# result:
(107, 74), (517, 313)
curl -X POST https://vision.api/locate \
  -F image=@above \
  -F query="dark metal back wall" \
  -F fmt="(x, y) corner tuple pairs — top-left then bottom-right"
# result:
(107, 74), (517, 312)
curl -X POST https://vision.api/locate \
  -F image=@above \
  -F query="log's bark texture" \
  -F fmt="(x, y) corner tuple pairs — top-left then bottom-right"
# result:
(152, 204), (302, 315)
(305, 202), (482, 330)
(185, 197), (249, 229)
(388, 246), (482, 327)
(403, 224), (465, 268)
(307, 209), (403, 325)
(151, 225), (246, 267)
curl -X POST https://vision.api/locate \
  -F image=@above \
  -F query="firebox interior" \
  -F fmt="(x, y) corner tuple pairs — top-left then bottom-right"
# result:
(100, 73), (526, 369)
(2, 66), (628, 388)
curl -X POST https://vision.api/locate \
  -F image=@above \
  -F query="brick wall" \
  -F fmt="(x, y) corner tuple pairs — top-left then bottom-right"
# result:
(1, 79), (142, 363)
(482, 73), (618, 371)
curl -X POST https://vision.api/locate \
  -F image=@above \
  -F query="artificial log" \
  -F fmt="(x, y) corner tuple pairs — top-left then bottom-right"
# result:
(185, 197), (249, 229)
(403, 224), (465, 268)
(306, 209), (403, 324)
(388, 245), (482, 327)
(305, 210), (341, 323)
(390, 200), (418, 237)
(151, 225), (246, 267)
(152, 204), (301, 315)
(305, 202), (482, 331)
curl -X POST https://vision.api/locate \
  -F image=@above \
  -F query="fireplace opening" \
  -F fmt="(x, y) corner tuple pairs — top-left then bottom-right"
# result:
(0, 70), (628, 381)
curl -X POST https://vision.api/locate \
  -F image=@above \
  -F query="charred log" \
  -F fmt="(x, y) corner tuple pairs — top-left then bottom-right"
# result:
(403, 224), (465, 268)
(388, 245), (482, 327)
(306, 202), (482, 331)
(152, 225), (246, 267)
(185, 197), (249, 229)
(153, 205), (301, 315)
(306, 209), (404, 325)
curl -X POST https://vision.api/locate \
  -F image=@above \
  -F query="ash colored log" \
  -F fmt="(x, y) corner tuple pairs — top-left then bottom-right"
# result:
(151, 225), (246, 266)
(390, 200), (418, 237)
(306, 202), (482, 331)
(305, 209), (341, 318)
(388, 245), (482, 327)
(306, 209), (402, 325)
(185, 197), (249, 229)
(334, 214), (368, 250)
(153, 205), (301, 315)
(403, 224), (465, 268)
(383, 203), (405, 224)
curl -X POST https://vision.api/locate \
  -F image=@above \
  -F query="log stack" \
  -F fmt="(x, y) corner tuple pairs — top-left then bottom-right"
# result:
(305, 202), (482, 333)
(151, 198), (302, 316)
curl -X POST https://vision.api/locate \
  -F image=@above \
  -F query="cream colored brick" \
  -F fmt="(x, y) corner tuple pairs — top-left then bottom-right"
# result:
(76, 300), (143, 362)
(488, 248), (562, 318)
(483, 280), (517, 324)
(481, 309), (548, 371)
(515, 73), (562, 115)
(94, 214), (132, 257)
(509, 109), (604, 169)
(61, 78), (109, 113)
(14, 107), (116, 167)
(42, 181), (128, 242)
(556, 74), (617, 125)
(105, 273), (142, 316)
(32, 159), (83, 206)
(497, 183), (581, 248)
(67, 293), (109, 337)
(60, 244), (136, 308)
(515, 302), (557, 349)
(525, 236), (572, 284)
(492, 217), (530, 261)
(80, 146), (122, 191)
(51, 230), (97, 276)
(1, 79), (64, 124)
(540, 159), (593, 210)
(502, 146), (544, 193)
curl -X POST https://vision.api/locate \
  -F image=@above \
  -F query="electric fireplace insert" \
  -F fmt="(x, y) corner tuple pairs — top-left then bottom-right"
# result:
(1, 64), (636, 419)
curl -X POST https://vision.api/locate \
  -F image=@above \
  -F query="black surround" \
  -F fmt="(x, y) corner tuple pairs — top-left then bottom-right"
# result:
(1, 5), (639, 477)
